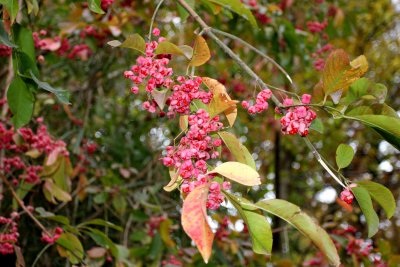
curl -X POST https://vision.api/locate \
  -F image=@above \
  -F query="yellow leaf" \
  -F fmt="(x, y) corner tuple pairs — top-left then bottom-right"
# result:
(207, 161), (261, 186)
(163, 167), (182, 192)
(202, 77), (238, 126)
(189, 35), (211, 67)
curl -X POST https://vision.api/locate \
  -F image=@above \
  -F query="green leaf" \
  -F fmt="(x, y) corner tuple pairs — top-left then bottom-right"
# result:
(7, 76), (34, 129)
(119, 34), (146, 53)
(4, 0), (19, 23)
(12, 24), (36, 64)
(345, 78), (387, 104)
(218, 131), (256, 170)
(309, 118), (324, 134)
(352, 186), (379, 238)
(85, 228), (119, 258)
(56, 233), (84, 264)
(25, 0), (39, 15)
(88, 0), (105, 14)
(356, 181), (396, 219)
(346, 115), (400, 150)
(335, 144), (354, 169)
(243, 199), (340, 267)
(29, 70), (70, 104)
(224, 192), (272, 255)
(154, 41), (185, 56)
(78, 219), (123, 232)
(0, 20), (17, 47)
(207, 161), (260, 186)
(207, 0), (258, 28)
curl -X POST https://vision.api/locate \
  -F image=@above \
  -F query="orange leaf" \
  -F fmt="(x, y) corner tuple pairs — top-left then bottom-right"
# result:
(181, 184), (214, 263)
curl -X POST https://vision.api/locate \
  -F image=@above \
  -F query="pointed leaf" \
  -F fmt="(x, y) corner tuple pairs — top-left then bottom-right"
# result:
(151, 89), (169, 110)
(154, 41), (185, 56)
(352, 186), (379, 237)
(88, 0), (105, 14)
(207, 0), (258, 28)
(208, 161), (260, 186)
(335, 144), (354, 169)
(181, 184), (214, 263)
(243, 199), (340, 267)
(224, 192), (272, 254)
(356, 181), (396, 219)
(29, 70), (70, 104)
(218, 131), (256, 169)
(189, 35), (211, 67)
(56, 233), (84, 264)
(7, 77), (34, 129)
(43, 179), (72, 203)
(119, 34), (146, 53)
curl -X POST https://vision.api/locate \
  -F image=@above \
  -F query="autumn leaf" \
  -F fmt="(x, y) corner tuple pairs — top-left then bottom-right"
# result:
(207, 161), (261, 186)
(322, 49), (368, 100)
(202, 77), (238, 126)
(181, 184), (214, 263)
(189, 35), (211, 67)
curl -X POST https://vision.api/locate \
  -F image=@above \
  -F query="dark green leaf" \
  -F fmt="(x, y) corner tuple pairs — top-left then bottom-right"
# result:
(85, 228), (119, 258)
(78, 219), (123, 232)
(56, 233), (84, 264)
(12, 24), (36, 63)
(29, 70), (70, 104)
(7, 76), (34, 128)
(352, 186), (379, 238)
(310, 118), (324, 134)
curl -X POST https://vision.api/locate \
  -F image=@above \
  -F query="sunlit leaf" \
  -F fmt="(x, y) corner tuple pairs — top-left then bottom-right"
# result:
(181, 184), (214, 263)
(335, 144), (354, 169)
(208, 161), (261, 186)
(179, 115), (188, 131)
(356, 181), (396, 219)
(243, 199), (340, 267)
(25, 0), (39, 15)
(43, 179), (72, 203)
(189, 35), (211, 67)
(352, 186), (379, 238)
(218, 131), (256, 169)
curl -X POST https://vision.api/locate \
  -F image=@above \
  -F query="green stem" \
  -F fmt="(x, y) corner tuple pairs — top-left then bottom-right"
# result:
(148, 0), (165, 41)
(32, 244), (52, 267)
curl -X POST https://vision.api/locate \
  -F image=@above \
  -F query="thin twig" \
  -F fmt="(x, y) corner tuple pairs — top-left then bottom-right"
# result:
(148, 0), (165, 41)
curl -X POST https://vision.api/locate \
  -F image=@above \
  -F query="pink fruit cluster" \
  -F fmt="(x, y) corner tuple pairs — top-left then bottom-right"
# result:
(41, 227), (63, 244)
(0, 216), (19, 255)
(0, 44), (12, 57)
(0, 117), (68, 185)
(306, 20), (328, 34)
(241, 89), (272, 114)
(278, 94), (316, 137)
(339, 188), (354, 204)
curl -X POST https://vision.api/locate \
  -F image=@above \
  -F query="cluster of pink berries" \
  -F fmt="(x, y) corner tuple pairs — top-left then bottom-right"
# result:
(161, 109), (230, 210)
(41, 227), (63, 244)
(306, 20), (328, 34)
(278, 94), (316, 137)
(0, 44), (12, 57)
(0, 117), (68, 185)
(168, 76), (213, 115)
(0, 215), (19, 255)
(340, 188), (354, 204)
(241, 89), (272, 114)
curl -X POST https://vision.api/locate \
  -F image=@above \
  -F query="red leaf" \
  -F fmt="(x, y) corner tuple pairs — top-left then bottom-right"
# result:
(181, 184), (214, 263)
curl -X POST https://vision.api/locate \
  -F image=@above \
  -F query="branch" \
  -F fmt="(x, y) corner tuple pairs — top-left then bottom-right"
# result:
(175, 0), (346, 188)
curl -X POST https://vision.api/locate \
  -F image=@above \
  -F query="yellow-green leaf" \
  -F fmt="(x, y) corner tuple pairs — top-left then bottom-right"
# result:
(208, 161), (260, 186)
(189, 35), (211, 67)
(335, 144), (354, 169)
(119, 34), (146, 53)
(154, 41), (185, 56)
